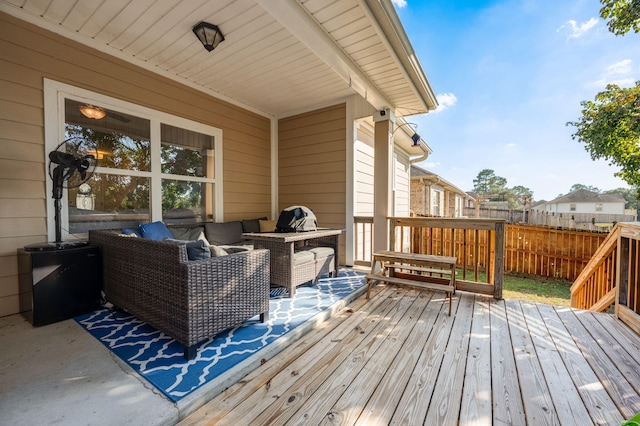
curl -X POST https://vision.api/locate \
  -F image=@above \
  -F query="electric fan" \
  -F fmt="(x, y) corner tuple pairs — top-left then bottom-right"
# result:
(47, 137), (98, 247)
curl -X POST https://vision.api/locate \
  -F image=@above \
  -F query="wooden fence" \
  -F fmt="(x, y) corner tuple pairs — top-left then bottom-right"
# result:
(504, 224), (608, 281)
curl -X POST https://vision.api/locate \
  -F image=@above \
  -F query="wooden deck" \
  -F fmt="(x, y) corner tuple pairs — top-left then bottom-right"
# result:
(180, 284), (640, 425)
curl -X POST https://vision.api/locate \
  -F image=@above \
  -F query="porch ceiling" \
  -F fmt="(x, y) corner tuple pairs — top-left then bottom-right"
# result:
(1, 0), (437, 118)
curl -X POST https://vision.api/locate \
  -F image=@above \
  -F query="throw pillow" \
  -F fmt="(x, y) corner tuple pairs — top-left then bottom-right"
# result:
(164, 238), (211, 260)
(209, 245), (228, 257)
(139, 221), (173, 240)
(259, 219), (277, 232)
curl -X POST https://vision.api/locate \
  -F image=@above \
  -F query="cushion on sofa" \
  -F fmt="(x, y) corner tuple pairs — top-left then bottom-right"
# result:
(140, 221), (173, 240)
(205, 221), (244, 245)
(259, 219), (277, 233)
(300, 246), (335, 259)
(293, 250), (315, 265)
(241, 217), (267, 233)
(165, 238), (211, 260)
(170, 227), (209, 245)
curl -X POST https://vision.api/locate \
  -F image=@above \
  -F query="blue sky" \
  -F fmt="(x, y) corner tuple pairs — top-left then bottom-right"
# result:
(392, 0), (640, 201)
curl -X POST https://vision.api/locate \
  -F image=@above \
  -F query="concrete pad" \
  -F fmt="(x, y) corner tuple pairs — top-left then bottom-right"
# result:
(0, 314), (178, 426)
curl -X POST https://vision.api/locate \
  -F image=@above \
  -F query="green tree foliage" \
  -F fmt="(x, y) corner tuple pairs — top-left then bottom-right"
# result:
(567, 82), (640, 188)
(472, 170), (534, 208)
(605, 187), (638, 209)
(569, 183), (602, 193)
(473, 169), (508, 195)
(600, 0), (640, 35)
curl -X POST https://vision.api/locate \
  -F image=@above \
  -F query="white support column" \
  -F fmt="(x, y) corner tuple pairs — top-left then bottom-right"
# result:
(345, 98), (356, 266)
(270, 116), (279, 219)
(373, 110), (394, 252)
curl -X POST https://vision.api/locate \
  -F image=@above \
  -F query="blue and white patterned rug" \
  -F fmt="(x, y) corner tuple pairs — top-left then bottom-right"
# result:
(75, 269), (365, 402)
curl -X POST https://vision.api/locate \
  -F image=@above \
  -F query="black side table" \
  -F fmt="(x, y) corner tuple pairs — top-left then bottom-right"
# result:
(18, 244), (102, 326)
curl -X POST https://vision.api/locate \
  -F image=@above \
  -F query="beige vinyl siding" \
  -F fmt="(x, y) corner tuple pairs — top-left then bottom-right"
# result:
(0, 12), (271, 317)
(355, 124), (375, 216)
(278, 104), (346, 263)
(394, 151), (410, 217)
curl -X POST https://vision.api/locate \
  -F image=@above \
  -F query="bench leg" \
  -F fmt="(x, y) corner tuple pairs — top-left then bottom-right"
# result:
(448, 292), (452, 316)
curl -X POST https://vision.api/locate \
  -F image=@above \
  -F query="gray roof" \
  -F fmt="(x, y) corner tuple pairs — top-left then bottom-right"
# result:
(549, 189), (625, 204)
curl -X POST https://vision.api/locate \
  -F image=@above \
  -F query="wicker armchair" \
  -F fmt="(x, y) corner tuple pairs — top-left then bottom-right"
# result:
(89, 229), (270, 360)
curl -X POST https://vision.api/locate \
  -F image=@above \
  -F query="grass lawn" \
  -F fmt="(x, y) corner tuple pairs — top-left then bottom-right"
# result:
(457, 270), (573, 307)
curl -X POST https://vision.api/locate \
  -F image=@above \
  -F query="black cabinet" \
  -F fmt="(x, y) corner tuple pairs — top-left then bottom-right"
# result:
(18, 245), (102, 326)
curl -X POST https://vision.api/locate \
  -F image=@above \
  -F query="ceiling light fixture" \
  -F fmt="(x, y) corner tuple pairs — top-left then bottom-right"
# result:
(192, 21), (225, 52)
(78, 105), (106, 120)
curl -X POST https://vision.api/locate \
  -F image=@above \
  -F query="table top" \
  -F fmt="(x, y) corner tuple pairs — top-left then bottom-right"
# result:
(242, 228), (343, 243)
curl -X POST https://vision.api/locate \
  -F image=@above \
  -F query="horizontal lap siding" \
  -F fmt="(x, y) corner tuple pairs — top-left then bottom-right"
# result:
(0, 13), (271, 317)
(278, 104), (347, 263)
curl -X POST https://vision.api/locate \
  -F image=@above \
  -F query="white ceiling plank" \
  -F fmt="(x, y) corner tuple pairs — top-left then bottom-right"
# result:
(80, 1), (130, 38)
(60, 0), (102, 31)
(93, 0), (156, 45)
(109, 0), (177, 51)
(41, 0), (73, 24)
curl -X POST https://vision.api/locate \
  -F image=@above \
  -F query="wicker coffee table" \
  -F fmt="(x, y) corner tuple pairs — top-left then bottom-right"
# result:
(243, 229), (342, 297)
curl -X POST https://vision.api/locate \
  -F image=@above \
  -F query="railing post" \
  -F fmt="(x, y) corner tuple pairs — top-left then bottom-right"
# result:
(494, 221), (504, 300)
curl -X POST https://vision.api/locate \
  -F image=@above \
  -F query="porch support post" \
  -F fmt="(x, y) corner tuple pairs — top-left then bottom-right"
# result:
(373, 112), (393, 252)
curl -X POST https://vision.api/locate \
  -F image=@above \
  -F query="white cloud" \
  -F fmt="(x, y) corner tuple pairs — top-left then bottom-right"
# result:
(421, 161), (440, 168)
(505, 143), (516, 148)
(433, 92), (457, 113)
(558, 17), (598, 39)
(391, 0), (407, 8)
(593, 59), (636, 87)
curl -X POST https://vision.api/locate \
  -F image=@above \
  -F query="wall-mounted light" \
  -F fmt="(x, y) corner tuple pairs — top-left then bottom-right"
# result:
(392, 122), (421, 146)
(192, 21), (225, 52)
(79, 105), (106, 120)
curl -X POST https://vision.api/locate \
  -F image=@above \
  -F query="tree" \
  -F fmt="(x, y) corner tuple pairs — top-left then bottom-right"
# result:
(568, 183), (601, 193)
(600, 0), (640, 35)
(605, 187), (638, 210)
(472, 169), (508, 195)
(567, 82), (640, 188)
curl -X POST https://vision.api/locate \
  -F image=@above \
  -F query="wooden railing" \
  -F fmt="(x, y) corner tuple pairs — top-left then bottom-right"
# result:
(571, 222), (640, 335)
(352, 217), (505, 299)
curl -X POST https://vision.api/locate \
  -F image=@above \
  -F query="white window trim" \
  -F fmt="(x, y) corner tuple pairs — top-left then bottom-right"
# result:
(43, 79), (224, 241)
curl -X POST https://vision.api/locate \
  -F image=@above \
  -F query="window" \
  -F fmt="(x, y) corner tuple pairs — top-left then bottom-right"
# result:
(45, 80), (223, 240)
(570, 203), (576, 211)
(595, 203), (603, 212)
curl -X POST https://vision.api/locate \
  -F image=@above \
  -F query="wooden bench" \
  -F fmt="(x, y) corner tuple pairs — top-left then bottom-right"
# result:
(366, 250), (457, 315)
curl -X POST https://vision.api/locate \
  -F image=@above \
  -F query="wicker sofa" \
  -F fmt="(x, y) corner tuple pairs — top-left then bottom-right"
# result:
(89, 223), (270, 360)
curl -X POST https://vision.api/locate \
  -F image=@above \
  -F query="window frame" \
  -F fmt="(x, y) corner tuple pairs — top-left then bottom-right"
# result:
(44, 79), (224, 241)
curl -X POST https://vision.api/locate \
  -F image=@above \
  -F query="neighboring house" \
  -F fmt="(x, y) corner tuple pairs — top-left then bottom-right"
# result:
(538, 189), (625, 215)
(410, 166), (473, 218)
(0, 1), (438, 318)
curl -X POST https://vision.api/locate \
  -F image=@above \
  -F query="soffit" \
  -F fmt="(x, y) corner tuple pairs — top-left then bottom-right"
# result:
(1, 0), (435, 118)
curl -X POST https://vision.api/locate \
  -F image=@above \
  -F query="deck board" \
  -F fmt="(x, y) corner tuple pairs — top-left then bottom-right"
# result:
(179, 286), (640, 426)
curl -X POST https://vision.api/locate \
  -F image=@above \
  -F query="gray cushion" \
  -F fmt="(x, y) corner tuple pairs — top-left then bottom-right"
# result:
(241, 217), (267, 233)
(205, 221), (244, 245)
(293, 250), (315, 265)
(170, 226), (206, 242)
(306, 246), (334, 259)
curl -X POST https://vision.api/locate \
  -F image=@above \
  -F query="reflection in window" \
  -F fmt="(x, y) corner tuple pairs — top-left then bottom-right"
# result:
(162, 180), (213, 223)
(68, 173), (150, 234)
